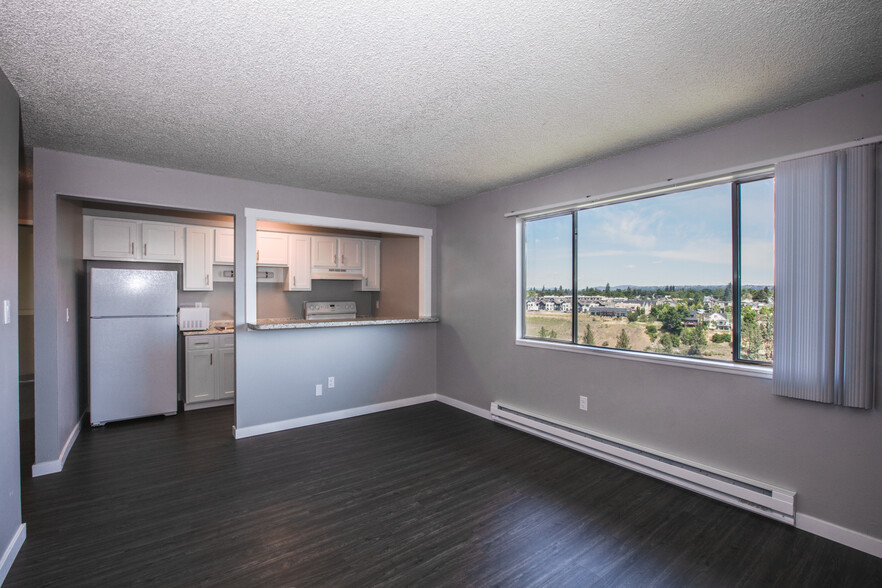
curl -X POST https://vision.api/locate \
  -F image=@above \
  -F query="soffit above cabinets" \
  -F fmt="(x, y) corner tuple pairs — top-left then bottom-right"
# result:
(1, 2), (881, 205)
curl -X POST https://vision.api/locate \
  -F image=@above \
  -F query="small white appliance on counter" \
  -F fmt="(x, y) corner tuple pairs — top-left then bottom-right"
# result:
(89, 268), (178, 426)
(304, 301), (357, 320)
(178, 306), (211, 331)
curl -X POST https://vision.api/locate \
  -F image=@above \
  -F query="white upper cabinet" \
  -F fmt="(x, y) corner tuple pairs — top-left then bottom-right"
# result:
(183, 226), (213, 291)
(358, 239), (381, 291)
(256, 231), (288, 265)
(141, 222), (183, 262)
(89, 218), (139, 260)
(339, 238), (362, 270)
(85, 216), (182, 262)
(312, 236), (363, 271)
(311, 236), (337, 269)
(285, 234), (312, 291)
(214, 228), (234, 264)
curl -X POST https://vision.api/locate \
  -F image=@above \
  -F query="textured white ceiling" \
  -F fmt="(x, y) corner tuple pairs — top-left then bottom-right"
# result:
(1, 1), (881, 205)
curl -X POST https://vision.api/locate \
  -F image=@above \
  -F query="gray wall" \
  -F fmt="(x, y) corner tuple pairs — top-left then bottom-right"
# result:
(379, 235), (420, 317)
(437, 81), (882, 539)
(0, 67), (23, 576)
(33, 148), (437, 456)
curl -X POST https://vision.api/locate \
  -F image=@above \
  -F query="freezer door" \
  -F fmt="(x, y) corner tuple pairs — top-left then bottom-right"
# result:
(90, 268), (178, 317)
(90, 316), (178, 425)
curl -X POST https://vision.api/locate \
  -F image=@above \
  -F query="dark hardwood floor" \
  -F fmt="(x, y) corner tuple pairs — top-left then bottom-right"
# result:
(8, 402), (882, 587)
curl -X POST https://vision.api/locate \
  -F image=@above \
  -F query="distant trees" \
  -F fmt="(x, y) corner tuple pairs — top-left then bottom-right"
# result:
(627, 309), (645, 322)
(681, 322), (708, 356)
(645, 324), (658, 342)
(538, 326), (548, 339)
(660, 332), (679, 353)
(615, 329), (630, 349)
(711, 332), (731, 343)
(582, 323), (595, 345)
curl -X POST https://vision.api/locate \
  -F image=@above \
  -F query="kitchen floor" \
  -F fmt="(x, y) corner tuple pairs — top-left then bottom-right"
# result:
(8, 403), (882, 586)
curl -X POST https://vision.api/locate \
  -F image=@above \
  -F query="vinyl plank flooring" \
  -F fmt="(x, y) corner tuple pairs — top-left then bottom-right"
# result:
(7, 402), (882, 587)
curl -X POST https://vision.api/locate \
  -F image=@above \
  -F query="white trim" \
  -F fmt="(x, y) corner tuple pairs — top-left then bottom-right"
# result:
(0, 524), (26, 585)
(32, 415), (83, 477)
(436, 394), (492, 420)
(232, 394), (436, 439)
(243, 208), (434, 324)
(516, 337), (773, 379)
(796, 513), (882, 559)
(504, 134), (882, 218)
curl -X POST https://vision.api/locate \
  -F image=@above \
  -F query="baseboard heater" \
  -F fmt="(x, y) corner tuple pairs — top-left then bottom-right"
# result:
(490, 402), (796, 524)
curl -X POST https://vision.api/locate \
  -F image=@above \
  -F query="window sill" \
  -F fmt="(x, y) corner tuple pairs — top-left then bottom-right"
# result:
(515, 338), (773, 380)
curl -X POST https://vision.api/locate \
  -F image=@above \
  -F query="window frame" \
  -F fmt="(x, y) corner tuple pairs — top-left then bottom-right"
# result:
(518, 171), (774, 375)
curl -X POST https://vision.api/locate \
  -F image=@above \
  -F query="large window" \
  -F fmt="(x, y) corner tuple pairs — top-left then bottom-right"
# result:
(522, 176), (774, 365)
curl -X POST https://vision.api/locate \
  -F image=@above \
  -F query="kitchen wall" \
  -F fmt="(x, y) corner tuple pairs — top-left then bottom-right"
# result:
(32, 147), (437, 466)
(437, 81), (882, 543)
(257, 280), (377, 319)
(0, 66), (24, 583)
(379, 235), (420, 317)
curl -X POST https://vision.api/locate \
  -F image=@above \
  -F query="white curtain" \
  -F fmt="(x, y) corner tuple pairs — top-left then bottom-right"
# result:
(773, 144), (877, 409)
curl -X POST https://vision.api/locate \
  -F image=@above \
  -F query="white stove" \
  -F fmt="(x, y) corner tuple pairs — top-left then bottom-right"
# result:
(304, 300), (357, 320)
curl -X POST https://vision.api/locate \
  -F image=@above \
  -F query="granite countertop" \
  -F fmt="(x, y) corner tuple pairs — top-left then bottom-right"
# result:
(247, 316), (440, 330)
(181, 320), (235, 336)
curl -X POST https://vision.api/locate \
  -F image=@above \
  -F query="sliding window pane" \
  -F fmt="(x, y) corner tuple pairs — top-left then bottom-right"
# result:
(577, 185), (732, 359)
(524, 214), (573, 342)
(738, 178), (775, 362)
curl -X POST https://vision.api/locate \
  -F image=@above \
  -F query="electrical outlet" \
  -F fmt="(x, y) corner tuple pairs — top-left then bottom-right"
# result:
(328, 377), (335, 389)
(579, 395), (588, 411)
(315, 384), (323, 396)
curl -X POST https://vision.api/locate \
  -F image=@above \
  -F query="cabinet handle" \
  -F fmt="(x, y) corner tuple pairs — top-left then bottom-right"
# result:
(131, 242), (134, 254)
(210, 352), (213, 365)
(205, 274), (209, 286)
(144, 243), (147, 255)
(334, 254), (338, 265)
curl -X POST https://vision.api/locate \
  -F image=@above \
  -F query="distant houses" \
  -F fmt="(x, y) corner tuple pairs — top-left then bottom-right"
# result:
(525, 291), (774, 332)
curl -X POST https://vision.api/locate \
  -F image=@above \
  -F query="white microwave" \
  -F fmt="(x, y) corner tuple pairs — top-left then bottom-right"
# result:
(178, 307), (210, 331)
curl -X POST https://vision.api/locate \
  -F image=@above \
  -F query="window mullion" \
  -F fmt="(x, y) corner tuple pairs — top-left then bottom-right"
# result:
(571, 212), (578, 344)
(731, 182), (743, 360)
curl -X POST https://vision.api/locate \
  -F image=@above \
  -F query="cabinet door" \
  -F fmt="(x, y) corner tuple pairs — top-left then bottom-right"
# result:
(311, 236), (338, 269)
(141, 222), (183, 262)
(183, 226), (213, 291)
(186, 348), (215, 404)
(256, 231), (288, 265)
(92, 218), (138, 259)
(339, 238), (363, 270)
(285, 234), (312, 291)
(214, 228), (234, 264)
(359, 239), (381, 291)
(216, 347), (236, 400)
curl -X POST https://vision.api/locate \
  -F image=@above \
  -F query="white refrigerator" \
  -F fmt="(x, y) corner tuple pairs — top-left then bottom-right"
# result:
(89, 267), (178, 426)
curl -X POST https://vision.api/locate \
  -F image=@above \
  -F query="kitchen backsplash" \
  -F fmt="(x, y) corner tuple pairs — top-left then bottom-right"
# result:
(257, 279), (378, 319)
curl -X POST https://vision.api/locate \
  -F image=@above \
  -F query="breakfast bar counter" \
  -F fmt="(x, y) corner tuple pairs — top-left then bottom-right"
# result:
(247, 316), (440, 330)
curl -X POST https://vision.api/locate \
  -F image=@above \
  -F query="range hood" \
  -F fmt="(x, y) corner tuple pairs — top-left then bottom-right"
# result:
(311, 268), (364, 281)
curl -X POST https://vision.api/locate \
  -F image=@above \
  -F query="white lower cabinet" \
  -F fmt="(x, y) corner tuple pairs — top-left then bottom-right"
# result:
(185, 334), (235, 409)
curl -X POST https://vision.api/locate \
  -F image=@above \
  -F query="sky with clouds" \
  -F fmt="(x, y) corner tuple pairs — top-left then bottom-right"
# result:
(524, 179), (774, 290)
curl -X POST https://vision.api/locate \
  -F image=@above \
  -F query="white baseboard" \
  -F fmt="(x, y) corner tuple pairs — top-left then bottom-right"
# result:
(233, 394), (437, 439)
(436, 394), (492, 420)
(796, 513), (882, 559)
(0, 523), (26, 585)
(32, 414), (83, 477)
